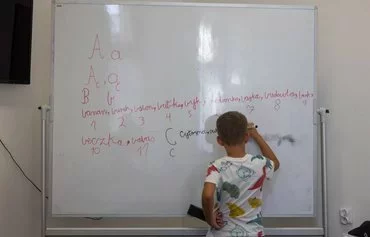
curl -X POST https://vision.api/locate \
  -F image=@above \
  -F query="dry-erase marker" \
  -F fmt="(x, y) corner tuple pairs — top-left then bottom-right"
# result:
(247, 124), (258, 129)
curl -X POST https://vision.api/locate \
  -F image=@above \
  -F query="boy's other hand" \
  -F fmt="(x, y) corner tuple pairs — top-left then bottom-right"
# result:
(210, 218), (222, 230)
(215, 209), (224, 227)
(210, 209), (224, 230)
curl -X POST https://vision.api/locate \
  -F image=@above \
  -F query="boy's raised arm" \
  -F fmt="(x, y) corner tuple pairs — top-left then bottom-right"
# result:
(248, 123), (280, 171)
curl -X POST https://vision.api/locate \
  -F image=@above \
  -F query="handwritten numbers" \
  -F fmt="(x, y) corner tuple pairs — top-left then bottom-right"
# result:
(169, 148), (175, 158)
(246, 104), (255, 114)
(137, 143), (149, 156)
(118, 116), (126, 128)
(138, 116), (145, 126)
(188, 110), (192, 118)
(274, 99), (281, 111)
(117, 116), (145, 128)
(166, 113), (172, 122)
(91, 147), (101, 155)
(90, 120), (96, 130)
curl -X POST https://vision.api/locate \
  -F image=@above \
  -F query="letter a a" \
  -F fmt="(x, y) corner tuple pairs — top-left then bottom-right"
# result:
(86, 65), (100, 88)
(88, 34), (104, 59)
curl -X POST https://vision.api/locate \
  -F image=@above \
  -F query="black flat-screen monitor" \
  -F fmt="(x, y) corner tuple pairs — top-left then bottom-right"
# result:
(0, 1), (33, 84)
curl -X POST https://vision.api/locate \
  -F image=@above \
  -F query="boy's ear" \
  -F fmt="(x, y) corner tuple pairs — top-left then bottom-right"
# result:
(217, 136), (224, 146)
(245, 133), (249, 144)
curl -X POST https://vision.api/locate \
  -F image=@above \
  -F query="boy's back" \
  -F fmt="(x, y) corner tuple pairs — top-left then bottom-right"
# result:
(201, 111), (279, 237)
(205, 154), (275, 237)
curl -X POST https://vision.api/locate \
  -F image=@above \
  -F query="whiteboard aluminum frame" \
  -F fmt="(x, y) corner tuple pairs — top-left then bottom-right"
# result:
(49, 0), (319, 219)
(54, 0), (316, 10)
(313, 6), (319, 221)
(46, 227), (324, 236)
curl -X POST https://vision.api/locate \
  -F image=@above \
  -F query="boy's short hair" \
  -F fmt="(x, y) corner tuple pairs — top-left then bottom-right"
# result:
(216, 111), (248, 146)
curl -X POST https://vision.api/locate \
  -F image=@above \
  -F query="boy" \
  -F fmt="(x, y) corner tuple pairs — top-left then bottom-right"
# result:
(202, 111), (280, 237)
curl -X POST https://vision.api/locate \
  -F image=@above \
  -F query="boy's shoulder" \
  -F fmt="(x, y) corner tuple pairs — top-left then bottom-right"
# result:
(210, 154), (270, 170)
(249, 154), (269, 163)
(209, 157), (234, 172)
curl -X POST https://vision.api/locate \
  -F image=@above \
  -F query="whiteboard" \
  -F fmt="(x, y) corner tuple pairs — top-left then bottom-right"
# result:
(51, 1), (317, 217)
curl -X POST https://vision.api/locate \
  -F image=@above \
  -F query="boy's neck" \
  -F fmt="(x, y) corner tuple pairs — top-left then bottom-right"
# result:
(225, 145), (246, 158)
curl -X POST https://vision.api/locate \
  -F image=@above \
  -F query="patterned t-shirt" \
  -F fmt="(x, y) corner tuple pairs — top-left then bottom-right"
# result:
(204, 154), (275, 237)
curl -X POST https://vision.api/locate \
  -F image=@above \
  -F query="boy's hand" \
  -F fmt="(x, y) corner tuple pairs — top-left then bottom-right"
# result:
(210, 211), (224, 230)
(215, 209), (224, 227)
(247, 122), (260, 139)
(208, 208), (224, 230)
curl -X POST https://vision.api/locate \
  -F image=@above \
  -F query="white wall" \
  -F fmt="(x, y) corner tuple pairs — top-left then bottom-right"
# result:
(0, 0), (51, 236)
(1, 0), (370, 237)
